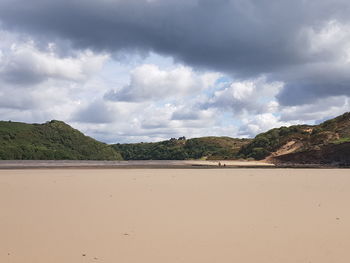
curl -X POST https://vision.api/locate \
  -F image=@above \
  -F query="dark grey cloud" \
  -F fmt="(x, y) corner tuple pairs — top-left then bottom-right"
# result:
(277, 61), (350, 105)
(1, 0), (350, 106)
(0, 0), (346, 73)
(278, 82), (350, 106)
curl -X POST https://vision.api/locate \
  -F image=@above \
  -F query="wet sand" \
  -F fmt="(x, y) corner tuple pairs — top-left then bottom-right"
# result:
(0, 169), (349, 263)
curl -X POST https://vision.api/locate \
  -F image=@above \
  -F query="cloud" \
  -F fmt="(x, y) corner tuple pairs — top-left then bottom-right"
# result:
(70, 101), (226, 143)
(171, 110), (200, 121)
(105, 64), (220, 102)
(1, 0), (348, 76)
(239, 113), (296, 137)
(72, 100), (119, 124)
(277, 20), (350, 105)
(280, 96), (350, 123)
(0, 30), (110, 124)
(0, 0), (350, 109)
(0, 30), (230, 142)
(0, 38), (108, 85)
(204, 77), (283, 114)
(1, 1), (350, 142)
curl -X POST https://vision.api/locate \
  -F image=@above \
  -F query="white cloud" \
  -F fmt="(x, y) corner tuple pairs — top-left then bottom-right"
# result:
(303, 20), (350, 62)
(0, 29), (349, 144)
(0, 39), (109, 85)
(231, 81), (255, 100)
(0, 30), (111, 124)
(280, 96), (350, 123)
(206, 77), (283, 114)
(70, 98), (229, 143)
(239, 113), (295, 137)
(105, 64), (221, 102)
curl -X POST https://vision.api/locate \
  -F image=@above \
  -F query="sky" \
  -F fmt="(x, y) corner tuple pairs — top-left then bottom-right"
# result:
(0, 0), (349, 143)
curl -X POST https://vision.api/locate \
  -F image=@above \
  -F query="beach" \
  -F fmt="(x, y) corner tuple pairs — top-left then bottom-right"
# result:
(1, 168), (349, 263)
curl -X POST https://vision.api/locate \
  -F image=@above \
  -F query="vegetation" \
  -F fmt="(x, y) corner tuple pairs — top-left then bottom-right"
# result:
(238, 125), (312, 160)
(0, 120), (122, 160)
(240, 112), (350, 161)
(0, 120), (251, 161)
(331, 137), (350, 145)
(113, 136), (251, 160)
(1, 112), (349, 163)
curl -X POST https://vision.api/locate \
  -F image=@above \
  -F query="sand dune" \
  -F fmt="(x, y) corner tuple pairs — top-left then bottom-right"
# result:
(0, 168), (349, 263)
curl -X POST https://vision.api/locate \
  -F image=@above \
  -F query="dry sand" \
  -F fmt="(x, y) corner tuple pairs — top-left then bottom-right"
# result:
(0, 169), (349, 263)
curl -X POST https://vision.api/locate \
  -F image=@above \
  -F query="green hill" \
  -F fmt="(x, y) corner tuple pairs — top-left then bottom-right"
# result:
(113, 136), (251, 160)
(2, 112), (349, 164)
(0, 120), (122, 160)
(239, 112), (350, 165)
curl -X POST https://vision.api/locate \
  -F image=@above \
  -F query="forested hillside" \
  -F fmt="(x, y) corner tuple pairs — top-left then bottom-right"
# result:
(0, 120), (122, 160)
(113, 136), (251, 160)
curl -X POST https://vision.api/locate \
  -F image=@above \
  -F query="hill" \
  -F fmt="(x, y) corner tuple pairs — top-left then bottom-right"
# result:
(0, 120), (122, 160)
(1, 112), (349, 164)
(239, 112), (350, 166)
(113, 136), (252, 160)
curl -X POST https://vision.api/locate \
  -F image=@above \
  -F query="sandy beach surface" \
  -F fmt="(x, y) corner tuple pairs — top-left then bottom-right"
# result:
(0, 168), (349, 263)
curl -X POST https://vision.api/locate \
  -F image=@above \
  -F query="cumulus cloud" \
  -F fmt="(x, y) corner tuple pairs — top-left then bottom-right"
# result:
(204, 77), (283, 114)
(0, 40), (108, 85)
(71, 101), (225, 143)
(105, 64), (220, 102)
(280, 96), (350, 123)
(239, 113), (296, 137)
(0, 30), (110, 124)
(1, 0), (350, 142)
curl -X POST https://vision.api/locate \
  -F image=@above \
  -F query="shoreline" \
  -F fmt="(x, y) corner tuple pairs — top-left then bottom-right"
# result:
(0, 160), (274, 169)
(0, 160), (348, 169)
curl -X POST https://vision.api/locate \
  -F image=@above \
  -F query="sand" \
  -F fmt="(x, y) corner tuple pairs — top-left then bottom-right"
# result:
(0, 168), (349, 263)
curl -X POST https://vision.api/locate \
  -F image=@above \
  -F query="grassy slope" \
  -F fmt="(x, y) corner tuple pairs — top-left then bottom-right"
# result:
(113, 136), (252, 160)
(0, 120), (122, 160)
(239, 112), (350, 164)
